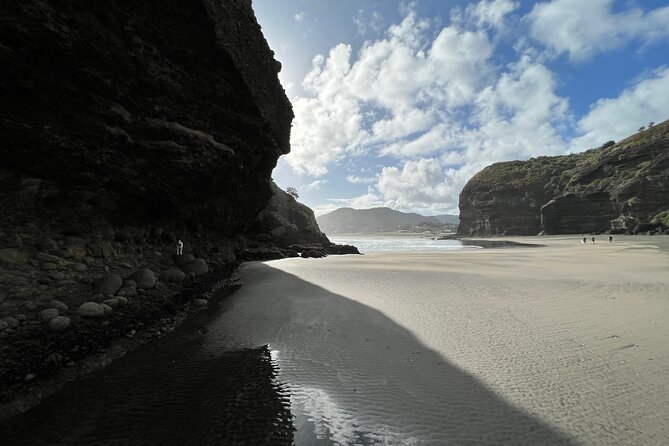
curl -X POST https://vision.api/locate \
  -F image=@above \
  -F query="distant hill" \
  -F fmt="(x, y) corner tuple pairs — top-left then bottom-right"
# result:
(316, 207), (459, 234)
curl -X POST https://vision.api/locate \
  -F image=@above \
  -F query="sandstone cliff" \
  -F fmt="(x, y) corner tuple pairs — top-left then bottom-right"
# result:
(458, 120), (669, 235)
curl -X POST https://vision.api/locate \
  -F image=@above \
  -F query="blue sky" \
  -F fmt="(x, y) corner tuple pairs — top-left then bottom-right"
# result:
(253, 0), (669, 216)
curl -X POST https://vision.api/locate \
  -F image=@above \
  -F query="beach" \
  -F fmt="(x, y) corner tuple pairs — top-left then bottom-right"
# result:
(214, 235), (669, 444)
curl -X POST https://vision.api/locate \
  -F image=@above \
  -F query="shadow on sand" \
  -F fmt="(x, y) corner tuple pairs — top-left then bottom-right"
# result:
(0, 262), (576, 445)
(208, 263), (577, 445)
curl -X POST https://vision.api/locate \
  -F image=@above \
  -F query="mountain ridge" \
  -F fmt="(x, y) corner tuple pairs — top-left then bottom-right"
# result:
(317, 207), (458, 234)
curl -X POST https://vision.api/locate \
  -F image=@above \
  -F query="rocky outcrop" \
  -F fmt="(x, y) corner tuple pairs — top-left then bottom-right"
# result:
(0, 0), (292, 232)
(254, 182), (330, 246)
(459, 120), (669, 235)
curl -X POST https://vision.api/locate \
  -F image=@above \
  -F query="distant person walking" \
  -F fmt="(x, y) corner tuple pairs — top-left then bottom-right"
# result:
(609, 235), (613, 243)
(591, 236), (596, 243)
(177, 239), (184, 255)
(582, 237), (587, 244)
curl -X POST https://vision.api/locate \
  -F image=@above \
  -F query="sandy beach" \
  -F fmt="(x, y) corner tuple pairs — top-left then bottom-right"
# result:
(214, 235), (669, 445)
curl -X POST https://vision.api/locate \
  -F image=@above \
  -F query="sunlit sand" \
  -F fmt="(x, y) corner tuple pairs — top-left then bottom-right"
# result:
(214, 235), (669, 444)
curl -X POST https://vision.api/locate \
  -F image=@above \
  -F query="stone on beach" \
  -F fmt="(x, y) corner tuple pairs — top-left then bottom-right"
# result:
(50, 300), (68, 314)
(160, 268), (186, 282)
(94, 274), (123, 295)
(40, 308), (60, 322)
(78, 302), (105, 318)
(174, 253), (195, 267)
(183, 258), (208, 275)
(49, 316), (71, 332)
(130, 268), (156, 289)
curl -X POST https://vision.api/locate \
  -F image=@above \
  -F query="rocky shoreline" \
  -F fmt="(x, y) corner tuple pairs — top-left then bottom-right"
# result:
(0, 221), (358, 421)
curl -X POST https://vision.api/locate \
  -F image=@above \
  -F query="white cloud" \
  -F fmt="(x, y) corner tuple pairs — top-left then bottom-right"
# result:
(466, 0), (519, 29)
(527, 0), (669, 60)
(293, 12), (305, 22)
(346, 175), (377, 184)
(354, 9), (384, 36)
(571, 67), (669, 150)
(305, 180), (328, 191)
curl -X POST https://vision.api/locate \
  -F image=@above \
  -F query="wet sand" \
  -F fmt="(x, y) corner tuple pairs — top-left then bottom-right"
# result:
(215, 235), (669, 444)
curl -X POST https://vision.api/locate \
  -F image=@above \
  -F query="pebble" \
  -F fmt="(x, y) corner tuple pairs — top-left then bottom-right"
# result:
(39, 308), (60, 322)
(37, 277), (51, 285)
(50, 300), (69, 314)
(0, 320), (7, 330)
(116, 296), (128, 306)
(48, 271), (66, 281)
(94, 274), (123, 295)
(2, 317), (19, 328)
(49, 316), (71, 332)
(100, 303), (113, 315)
(159, 268), (185, 283)
(193, 298), (208, 307)
(24, 301), (37, 311)
(69, 262), (87, 272)
(102, 298), (119, 308)
(24, 373), (35, 382)
(130, 268), (156, 289)
(126, 329), (136, 338)
(29, 259), (40, 267)
(117, 286), (137, 297)
(35, 252), (62, 263)
(15, 314), (27, 321)
(78, 302), (105, 318)
(41, 262), (57, 270)
(183, 258), (208, 275)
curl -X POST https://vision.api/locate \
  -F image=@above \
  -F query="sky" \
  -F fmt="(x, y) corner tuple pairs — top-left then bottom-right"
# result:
(252, 0), (669, 216)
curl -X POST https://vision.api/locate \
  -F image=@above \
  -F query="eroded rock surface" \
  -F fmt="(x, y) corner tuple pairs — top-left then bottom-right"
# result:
(459, 121), (669, 235)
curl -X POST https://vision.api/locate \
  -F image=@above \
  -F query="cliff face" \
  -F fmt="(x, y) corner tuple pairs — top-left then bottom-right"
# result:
(0, 0), (292, 233)
(458, 120), (669, 235)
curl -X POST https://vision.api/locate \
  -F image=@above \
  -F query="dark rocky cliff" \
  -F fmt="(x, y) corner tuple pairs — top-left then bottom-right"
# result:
(458, 120), (669, 235)
(0, 0), (344, 412)
(0, 0), (291, 232)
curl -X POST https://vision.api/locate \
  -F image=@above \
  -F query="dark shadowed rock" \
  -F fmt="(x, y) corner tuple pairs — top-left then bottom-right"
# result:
(78, 302), (105, 318)
(130, 269), (156, 289)
(160, 268), (186, 283)
(39, 308), (59, 322)
(49, 316), (71, 332)
(174, 254), (195, 268)
(182, 259), (208, 276)
(94, 274), (123, 295)
(0, 0), (292, 231)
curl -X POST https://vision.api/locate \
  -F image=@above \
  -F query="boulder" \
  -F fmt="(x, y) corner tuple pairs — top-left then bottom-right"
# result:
(100, 303), (113, 316)
(2, 317), (19, 328)
(0, 248), (31, 265)
(69, 262), (87, 272)
(129, 269), (156, 289)
(49, 316), (71, 332)
(34, 252), (62, 263)
(174, 253), (195, 267)
(94, 274), (123, 295)
(50, 300), (69, 314)
(40, 308), (60, 322)
(38, 238), (59, 253)
(117, 286), (138, 297)
(48, 271), (65, 281)
(78, 302), (105, 318)
(182, 258), (208, 275)
(102, 298), (120, 308)
(160, 268), (186, 282)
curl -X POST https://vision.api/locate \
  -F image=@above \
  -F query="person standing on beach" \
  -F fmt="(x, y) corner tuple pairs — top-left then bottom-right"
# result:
(591, 236), (595, 243)
(177, 239), (184, 255)
(582, 237), (587, 244)
(609, 236), (613, 243)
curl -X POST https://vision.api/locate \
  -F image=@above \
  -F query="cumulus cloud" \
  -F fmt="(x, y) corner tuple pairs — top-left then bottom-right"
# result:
(354, 9), (384, 36)
(293, 12), (305, 22)
(527, 0), (669, 60)
(571, 67), (669, 150)
(281, 0), (666, 214)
